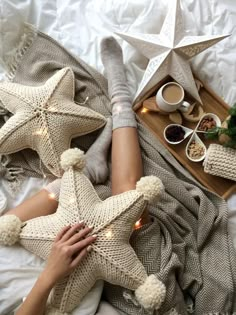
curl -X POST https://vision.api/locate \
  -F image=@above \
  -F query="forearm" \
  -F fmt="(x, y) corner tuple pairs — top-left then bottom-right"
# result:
(16, 271), (54, 315)
(112, 127), (143, 195)
(16, 224), (96, 315)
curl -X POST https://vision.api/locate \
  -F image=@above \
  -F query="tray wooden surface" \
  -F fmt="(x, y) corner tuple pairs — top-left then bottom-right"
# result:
(135, 76), (236, 199)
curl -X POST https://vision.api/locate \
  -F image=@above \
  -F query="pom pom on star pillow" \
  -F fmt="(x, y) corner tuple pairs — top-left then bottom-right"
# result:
(0, 67), (106, 177)
(0, 148), (166, 314)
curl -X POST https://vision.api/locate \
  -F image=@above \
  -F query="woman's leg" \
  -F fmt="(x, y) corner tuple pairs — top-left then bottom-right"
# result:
(101, 37), (142, 194)
(101, 37), (150, 225)
(6, 189), (58, 222)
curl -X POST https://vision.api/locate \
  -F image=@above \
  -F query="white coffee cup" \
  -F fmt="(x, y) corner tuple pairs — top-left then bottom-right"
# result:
(156, 82), (190, 113)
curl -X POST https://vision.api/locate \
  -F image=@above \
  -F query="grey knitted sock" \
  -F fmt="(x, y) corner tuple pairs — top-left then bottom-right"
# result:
(84, 117), (112, 184)
(45, 119), (112, 199)
(101, 37), (137, 130)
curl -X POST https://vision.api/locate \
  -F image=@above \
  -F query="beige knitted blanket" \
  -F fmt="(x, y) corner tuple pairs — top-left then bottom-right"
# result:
(1, 24), (236, 315)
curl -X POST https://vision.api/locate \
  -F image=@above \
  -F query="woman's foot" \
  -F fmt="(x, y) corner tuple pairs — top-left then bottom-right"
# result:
(84, 117), (112, 184)
(101, 37), (137, 130)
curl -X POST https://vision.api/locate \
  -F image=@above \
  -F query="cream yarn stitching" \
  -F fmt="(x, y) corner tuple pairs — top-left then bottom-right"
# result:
(20, 171), (148, 312)
(0, 67), (106, 177)
(203, 144), (236, 181)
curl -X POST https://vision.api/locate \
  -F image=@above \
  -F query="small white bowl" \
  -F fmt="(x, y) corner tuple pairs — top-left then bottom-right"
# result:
(185, 133), (207, 162)
(164, 124), (193, 145)
(196, 113), (221, 133)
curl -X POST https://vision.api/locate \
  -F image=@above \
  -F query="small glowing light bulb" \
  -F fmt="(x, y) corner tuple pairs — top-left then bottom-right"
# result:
(33, 129), (48, 136)
(141, 108), (148, 114)
(49, 106), (56, 112)
(48, 193), (56, 200)
(69, 197), (76, 204)
(114, 105), (122, 114)
(105, 230), (113, 239)
(134, 219), (142, 230)
(33, 129), (43, 136)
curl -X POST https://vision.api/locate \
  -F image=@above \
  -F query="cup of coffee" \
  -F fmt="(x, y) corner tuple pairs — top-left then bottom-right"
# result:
(156, 82), (190, 113)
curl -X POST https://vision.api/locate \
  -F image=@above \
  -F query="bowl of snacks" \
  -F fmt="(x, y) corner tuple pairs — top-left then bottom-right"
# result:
(164, 124), (193, 145)
(196, 113), (221, 133)
(185, 133), (207, 162)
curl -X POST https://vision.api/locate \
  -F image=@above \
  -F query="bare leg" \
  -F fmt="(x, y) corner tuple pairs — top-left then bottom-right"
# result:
(112, 128), (142, 194)
(112, 129), (150, 226)
(6, 190), (58, 222)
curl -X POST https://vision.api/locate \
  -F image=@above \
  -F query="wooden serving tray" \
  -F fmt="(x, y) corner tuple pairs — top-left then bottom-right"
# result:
(135, 76), (236, 199)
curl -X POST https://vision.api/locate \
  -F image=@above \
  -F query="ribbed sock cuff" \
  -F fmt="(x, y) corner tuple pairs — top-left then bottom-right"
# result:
(112, 111), (137, 130)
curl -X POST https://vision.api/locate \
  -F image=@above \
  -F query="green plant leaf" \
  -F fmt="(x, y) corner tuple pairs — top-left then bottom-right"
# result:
(205, 103), (236, 148)
(229, 103), (236, 116)
(205, 127), (219, 139)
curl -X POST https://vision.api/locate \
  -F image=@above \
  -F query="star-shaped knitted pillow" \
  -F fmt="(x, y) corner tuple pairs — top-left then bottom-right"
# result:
(0, 149), (166, 315)
(0, 68), (106, 177)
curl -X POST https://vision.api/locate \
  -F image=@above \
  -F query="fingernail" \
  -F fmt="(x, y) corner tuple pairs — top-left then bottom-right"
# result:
(77, 220), (84, 224)
(89, 225), (93, 229)
(87, 245), (93, 252)
(92, 234), (97, 238)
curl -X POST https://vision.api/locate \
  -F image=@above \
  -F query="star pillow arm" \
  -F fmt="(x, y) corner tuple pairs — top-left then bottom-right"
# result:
(0, 149), (166, 314)
(0, 67), (106, 176)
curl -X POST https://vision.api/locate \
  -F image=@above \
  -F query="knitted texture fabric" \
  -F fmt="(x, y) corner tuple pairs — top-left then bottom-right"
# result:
(203, 144), (236, 181)
(0, 67), (106, 177)
(0, 23), (111, 180)
(1, 24), (236, 314)
(19, 150), (165, 314)
(104, 216), (194, 315)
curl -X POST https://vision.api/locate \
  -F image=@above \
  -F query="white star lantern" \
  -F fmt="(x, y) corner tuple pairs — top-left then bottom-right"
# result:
(116, 0), (229, 104)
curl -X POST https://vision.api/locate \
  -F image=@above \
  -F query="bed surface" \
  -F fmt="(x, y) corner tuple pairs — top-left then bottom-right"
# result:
(0, 0), (236, 314)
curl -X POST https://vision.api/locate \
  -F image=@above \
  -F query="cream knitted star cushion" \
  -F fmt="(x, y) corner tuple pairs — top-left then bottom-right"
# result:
(0, 67), (106, 177)
(0, 148), (166, 315)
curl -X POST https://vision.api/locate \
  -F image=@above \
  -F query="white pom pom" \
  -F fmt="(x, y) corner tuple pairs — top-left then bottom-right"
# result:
(136, 176), (164, 203)
(60, 148), (86, 171)
(0, 215), (22, 246)
(135, 275), (166, 310)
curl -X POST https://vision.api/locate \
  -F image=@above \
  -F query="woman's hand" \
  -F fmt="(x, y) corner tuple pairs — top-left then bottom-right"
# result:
(42, 222), (97, 287)
(16, 223), (96, 315)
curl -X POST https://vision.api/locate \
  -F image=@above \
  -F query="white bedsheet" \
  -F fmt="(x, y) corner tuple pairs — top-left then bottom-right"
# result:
(0, 0), (236, 314)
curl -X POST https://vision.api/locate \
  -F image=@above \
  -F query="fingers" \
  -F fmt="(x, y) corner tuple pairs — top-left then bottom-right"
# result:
(60, 222), (85, 242)
(66, 226), (94, 246)
(71, 235), (97, 254)
(54, 225), (71, 242)
(70, 246), (91, 268)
